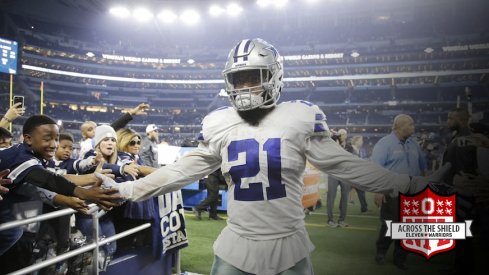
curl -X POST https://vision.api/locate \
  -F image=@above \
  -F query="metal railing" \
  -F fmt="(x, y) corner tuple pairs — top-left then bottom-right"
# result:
(0, 203), (151, 275)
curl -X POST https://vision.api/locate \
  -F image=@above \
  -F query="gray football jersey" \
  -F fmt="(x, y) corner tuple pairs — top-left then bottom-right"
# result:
(200, 101), (329, 240)
(118, 100), (410, 274)
(119, 100), (410, 232)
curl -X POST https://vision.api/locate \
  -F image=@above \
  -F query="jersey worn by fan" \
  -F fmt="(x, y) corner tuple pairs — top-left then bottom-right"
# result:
(117, 101), (411, 274)
(0, 143), (47, 188)
(46, 157), (95, 176)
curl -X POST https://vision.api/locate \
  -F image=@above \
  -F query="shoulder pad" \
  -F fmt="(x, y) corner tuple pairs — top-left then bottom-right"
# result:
(281, 101), (330, 137)
(198, 107), (236, 142)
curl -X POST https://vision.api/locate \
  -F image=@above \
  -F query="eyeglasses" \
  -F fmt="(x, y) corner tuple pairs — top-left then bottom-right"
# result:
(129, 140), (141, 146)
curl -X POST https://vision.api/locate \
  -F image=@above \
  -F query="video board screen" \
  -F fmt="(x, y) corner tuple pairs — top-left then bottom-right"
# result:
(0, 37), (18, 74)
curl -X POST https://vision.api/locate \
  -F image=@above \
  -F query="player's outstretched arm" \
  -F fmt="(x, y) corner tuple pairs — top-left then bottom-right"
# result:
(306, 136), (410, 196)
(307, 136), (453, 196)
(99, 145), (220, 201)
(137, 165), (157, 177)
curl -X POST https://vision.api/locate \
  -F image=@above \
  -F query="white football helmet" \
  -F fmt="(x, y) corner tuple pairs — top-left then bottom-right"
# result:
(223, 38), (284, 111)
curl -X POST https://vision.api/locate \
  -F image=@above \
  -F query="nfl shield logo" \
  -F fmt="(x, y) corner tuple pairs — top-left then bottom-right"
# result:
(400, 186), (456, 259)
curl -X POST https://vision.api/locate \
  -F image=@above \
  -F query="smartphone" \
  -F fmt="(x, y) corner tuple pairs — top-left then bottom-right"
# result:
(13, 96), (24, 108)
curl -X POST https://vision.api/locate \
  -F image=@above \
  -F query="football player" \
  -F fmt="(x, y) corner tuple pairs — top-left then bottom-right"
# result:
(98, 38), (450, 275)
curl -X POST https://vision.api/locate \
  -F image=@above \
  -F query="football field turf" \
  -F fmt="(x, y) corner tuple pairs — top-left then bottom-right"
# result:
(179, 191), (456, 275)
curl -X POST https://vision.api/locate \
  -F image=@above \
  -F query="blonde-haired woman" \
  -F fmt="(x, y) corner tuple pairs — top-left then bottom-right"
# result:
(114, 128), (157, 251)
(116, 128), (156, 219)
(77, 125), (138, 269)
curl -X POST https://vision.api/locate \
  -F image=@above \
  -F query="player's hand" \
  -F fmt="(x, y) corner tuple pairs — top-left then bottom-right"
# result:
(128, 103), (149, 116)
(95, 172), (126, 204)
(0, 169), (12, 200)
(73, 185), (122, 211)
(409, 163), (452, 194)
(95, 172), (117, 189)
(374, 193), (385, 208)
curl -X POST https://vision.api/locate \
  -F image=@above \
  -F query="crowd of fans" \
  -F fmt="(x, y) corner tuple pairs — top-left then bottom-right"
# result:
(0, 103), (190, 273)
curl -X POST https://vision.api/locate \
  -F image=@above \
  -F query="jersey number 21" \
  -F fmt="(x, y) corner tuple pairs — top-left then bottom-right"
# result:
(227, 138), (286, 201)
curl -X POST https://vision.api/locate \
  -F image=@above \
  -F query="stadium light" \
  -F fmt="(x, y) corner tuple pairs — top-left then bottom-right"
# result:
(256, 0), (272, 8)
(257, 0), (288, 8)
(180, 10), (200, 25)
(274, 0), (288, 8)
(158, 10), (178, 24)
(209, 5), (225, 17)
(351, 51), (360, 58)
(133, 7), (154, 22)
(109, 6), (131, 18)
(187, 59), (195, 64)
(86, 52), (95, 57)
(226, 3), (243, 17)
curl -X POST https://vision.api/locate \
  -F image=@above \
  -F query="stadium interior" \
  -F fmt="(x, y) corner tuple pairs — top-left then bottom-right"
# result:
(1, 0), (489, 274)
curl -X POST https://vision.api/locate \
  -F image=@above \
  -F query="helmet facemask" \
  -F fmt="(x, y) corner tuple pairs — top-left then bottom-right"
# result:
(224, 65), (282, 111)
(223, 38), (283, 111)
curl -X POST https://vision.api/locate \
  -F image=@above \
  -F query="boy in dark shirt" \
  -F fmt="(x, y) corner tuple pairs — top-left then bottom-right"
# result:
(0, 115), (120, 256)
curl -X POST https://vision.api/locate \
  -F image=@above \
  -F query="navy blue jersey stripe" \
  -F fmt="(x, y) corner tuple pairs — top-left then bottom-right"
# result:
(197, 133), (204, 141)
(315, 113), (325, 121)
(314, 123), (326, 133)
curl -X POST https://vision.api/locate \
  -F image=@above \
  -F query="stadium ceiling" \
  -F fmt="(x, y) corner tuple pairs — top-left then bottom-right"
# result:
(2, 0), (108, 28)
(3, 0), (482, 30)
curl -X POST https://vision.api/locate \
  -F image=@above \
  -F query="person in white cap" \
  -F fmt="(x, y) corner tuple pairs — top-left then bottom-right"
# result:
(141, 124), (159, 168)
(78, 103), (150, 159)
(77, 124), (138, 269)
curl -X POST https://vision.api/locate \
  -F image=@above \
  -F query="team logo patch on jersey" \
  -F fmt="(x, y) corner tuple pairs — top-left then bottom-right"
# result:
(384, 186), (473, 259)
